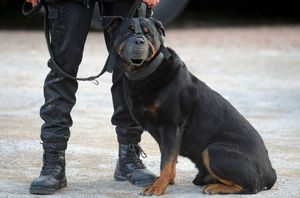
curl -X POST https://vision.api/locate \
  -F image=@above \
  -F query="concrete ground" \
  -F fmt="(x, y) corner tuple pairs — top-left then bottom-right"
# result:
(0, 26), (299, 197)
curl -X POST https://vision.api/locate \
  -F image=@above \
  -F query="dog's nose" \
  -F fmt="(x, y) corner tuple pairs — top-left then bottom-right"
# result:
(134, 37), (145, 46)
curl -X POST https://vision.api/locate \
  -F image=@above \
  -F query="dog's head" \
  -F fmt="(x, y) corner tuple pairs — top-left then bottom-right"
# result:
(105, 17), (166, 75)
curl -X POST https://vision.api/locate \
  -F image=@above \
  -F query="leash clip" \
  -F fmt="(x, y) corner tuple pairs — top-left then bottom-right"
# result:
(91, 79), (99, 85)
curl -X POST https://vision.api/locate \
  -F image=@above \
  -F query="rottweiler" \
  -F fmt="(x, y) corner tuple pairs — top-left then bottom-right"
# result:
(105, 17), (277, 196)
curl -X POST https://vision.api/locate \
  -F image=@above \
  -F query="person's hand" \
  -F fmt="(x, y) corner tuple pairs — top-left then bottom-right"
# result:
(26, 0), (39, 7)
(143, 0), (160, 8)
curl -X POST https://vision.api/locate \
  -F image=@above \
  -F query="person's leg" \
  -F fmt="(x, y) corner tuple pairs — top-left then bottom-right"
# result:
(101, 0), (156, 187)
(30, 1), (95, 195)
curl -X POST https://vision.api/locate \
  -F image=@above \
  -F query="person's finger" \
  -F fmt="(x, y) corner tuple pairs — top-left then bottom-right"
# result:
(150, 0), (160, 8)
(143, 0), (159, 8)
(26, 0), (33, 7)
(33, 0), (38, 7)
(28, 0), (38, 7)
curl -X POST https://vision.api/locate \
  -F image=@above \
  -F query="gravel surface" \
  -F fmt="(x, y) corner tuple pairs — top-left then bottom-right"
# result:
(0, 26), (300, 197)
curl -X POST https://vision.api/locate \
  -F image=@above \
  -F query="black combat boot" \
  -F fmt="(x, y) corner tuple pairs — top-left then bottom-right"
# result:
(114, 144), (157, 187)
(30, 150), (67, 195)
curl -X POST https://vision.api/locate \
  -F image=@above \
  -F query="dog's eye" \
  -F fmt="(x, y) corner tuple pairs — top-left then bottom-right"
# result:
(146, 32), (152, 38)
(122, 30), (132, 37)
(143, 27), (152, 38)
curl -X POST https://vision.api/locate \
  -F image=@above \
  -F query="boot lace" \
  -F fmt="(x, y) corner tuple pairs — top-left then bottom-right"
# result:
(123, 144), (147, 169)
(40, 151), (62, 176)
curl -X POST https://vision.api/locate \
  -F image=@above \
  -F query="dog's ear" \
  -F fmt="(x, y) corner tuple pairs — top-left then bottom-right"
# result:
(103, 16), (124, 33)
(152, 18), (166, 37)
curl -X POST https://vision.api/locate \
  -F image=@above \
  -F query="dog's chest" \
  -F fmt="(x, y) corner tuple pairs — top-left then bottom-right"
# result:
(130, 97), (161, 126)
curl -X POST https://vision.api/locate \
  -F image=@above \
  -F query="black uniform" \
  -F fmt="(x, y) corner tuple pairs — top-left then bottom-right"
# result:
(29, 1), (156, 194)
(40, 0), (143, 151)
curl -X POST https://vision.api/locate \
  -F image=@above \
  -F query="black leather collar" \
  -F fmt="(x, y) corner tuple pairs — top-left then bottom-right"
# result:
(125, 52), (164, 80)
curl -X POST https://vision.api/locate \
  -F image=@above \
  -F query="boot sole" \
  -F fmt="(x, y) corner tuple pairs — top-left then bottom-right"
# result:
(30, 179), (67, 195)
(114, 172), (155, 187)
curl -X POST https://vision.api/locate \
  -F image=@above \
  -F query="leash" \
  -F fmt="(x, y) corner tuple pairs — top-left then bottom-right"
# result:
(44, 5), (105, 85)
(22, 0), (152, 84)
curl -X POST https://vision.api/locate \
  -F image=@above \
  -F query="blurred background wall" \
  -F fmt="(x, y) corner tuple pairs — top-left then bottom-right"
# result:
(0, 0), (299, 29)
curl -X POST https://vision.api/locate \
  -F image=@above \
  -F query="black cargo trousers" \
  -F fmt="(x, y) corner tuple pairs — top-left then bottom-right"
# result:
(41, 0), (143, 151)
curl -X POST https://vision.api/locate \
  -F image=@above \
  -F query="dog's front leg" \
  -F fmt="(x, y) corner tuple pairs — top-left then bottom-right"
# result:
(143, 126), (181, 196)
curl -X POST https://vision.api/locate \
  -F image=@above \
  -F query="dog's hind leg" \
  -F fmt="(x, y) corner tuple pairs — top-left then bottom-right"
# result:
(193, 162), (217, 186)
(201, 145), (260, 194)
(193, 173), (218, 186)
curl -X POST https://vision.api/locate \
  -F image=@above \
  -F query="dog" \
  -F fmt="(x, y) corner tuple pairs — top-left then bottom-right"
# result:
(105, 17), (277, 196)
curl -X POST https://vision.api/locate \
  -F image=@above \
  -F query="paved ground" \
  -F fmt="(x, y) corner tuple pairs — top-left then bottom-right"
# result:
(0, 26), (300, 197)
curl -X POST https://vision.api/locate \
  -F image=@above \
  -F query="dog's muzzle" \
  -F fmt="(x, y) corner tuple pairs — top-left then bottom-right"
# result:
(124, 35), (149, 66)
(122, 18), (150, 66)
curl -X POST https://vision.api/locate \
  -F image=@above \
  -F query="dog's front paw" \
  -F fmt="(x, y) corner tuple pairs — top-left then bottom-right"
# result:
(142, 185), (165, 196)
(141, 178), (168, 196)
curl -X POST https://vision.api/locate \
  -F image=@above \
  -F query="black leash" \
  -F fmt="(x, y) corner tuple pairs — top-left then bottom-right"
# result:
(127, 0), (153, 18)
(44, 5), (105, 85)
(23, 0), (152, 84)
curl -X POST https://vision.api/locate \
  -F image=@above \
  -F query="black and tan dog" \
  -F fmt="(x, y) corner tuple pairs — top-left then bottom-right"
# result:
(105, 17), (277, 196)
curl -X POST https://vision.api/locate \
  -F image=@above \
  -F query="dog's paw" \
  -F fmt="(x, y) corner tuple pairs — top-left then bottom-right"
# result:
(203, 184), (217, 195)
(203, 183), (243, 195)
(141, 185), (165, 196)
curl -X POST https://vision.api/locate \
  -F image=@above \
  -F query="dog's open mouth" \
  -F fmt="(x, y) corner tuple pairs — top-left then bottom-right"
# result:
(129, 61), (147, 73)
(130, 58), (144, 66)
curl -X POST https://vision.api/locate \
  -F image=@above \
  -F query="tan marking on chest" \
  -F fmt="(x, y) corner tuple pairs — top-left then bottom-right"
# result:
(143, 100), (160, 116)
